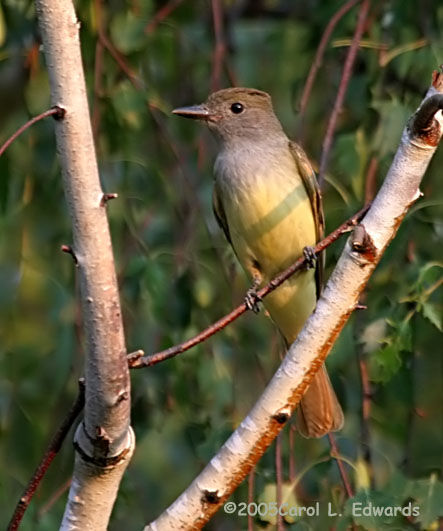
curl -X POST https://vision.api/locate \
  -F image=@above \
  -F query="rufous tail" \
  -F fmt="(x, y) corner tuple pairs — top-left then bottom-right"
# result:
(296, 365), (344, 438)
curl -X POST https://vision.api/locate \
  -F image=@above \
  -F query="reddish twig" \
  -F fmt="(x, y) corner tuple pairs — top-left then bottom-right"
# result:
(298, 0), (361, 127)
(92, 0), (105, 140)
(0, 106), (65, 158)
(364, 156), (378, 203)
(128, 204), (370, 369)
(224, 61), (239, 87)
(36, 477), (72, 521)
(358, 351), (374, 480)
(327, 433), (354, 499)
(7, 381), (85, 531)
(288, 424), (296, 483)
(210, 0), (226, 92)
(97, 30), (142, 91)
(275, 434), (284, 531)
(145, 0), (185, 34)
(354, 156), (378, 484)
(92, 38), (105, 140)
(318, 0), (370, 186)
(247, 468), (255, 531)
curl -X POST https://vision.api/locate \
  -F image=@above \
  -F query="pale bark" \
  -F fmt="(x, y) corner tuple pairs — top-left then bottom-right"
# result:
(145, 80), (443, 530)
(35, 1), (134, 529)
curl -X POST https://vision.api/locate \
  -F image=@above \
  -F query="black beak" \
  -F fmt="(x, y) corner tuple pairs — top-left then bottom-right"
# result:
(172, 104), (211, 120)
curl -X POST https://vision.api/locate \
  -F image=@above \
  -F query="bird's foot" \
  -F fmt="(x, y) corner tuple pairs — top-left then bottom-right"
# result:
(303, 246), (317, 269)
(245, 286), (262, 313)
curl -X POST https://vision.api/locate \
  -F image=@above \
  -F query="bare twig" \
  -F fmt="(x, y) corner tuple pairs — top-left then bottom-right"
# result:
(358, 347), (374, 480)
(92, 0), (105, 140)
(97, 29), (142, 90)
(318, 0), (371, 186)
(128, 204), (369, 369)
(275, 434), (284, 531)
(0, 106), (65, 158)
(327, 433), (354, 499)
(210, 0), (226, 92)
(364, 156), (378, 203)
(145, 0), (185, 34)
(61, 244), (79, 265)
(36, 477), (72, 521)
(288, 424), (296, 483)
(298, 0), (361, 129)
(7, 381), (85, 531)
(247, 468), (255, 531)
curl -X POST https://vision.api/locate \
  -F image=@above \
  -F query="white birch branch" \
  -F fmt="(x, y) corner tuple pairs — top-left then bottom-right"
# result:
(145, 76), (443, 530)
(35, 1), (134, 529)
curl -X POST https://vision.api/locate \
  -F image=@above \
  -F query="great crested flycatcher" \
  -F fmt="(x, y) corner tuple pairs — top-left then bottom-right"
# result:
(173, 87), (343, 438)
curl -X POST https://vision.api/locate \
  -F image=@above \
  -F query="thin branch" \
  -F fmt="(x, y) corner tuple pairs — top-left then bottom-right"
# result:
(275, 434), (284, 531)
(128, 204), (370, 369)
(353, 156), (378, 483)
(288, 424), (296, 483)
(97, 29), (142, 90)
(364, 156), (378, 203)
(0, 106), (65, 158)
(247, 468), (255, 531)
(36, 477), (72, 521)
(7, 381), (85, 531)
(298, 0), (361, 128)
(145, 0), (185, 34)
(327, 433), (354, 499)
(92, 0), (105, 141)
(318, 0), (370, 186)
(210, 0), (226, 92)
(358, 347), (374, 482)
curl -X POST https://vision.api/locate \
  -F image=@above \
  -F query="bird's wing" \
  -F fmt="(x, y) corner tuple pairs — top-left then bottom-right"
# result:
(212, 180), (232, 245)
(289, 140), (325, 296)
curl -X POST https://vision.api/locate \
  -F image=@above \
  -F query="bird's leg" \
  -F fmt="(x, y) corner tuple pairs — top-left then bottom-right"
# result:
(245, 274), (262, 314)
(303, 246), (317, 269)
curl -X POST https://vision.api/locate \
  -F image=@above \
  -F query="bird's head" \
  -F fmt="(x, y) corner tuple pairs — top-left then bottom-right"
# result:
(173, 87), (284, 143)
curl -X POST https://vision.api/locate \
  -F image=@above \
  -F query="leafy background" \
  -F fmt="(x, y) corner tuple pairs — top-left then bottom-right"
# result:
(0, 0), (442, 529)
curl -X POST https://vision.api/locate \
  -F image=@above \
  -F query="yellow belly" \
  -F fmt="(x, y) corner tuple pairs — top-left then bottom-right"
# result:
(220, 161), (318, 342)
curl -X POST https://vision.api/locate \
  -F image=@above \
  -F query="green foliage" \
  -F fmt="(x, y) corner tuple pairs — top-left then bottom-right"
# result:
(0, 0), (442, 529)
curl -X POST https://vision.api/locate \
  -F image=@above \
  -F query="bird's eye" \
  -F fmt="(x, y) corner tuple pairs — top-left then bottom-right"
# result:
(230, 102), (244, 114)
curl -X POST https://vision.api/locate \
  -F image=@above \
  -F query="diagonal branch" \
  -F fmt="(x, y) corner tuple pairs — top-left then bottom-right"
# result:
(318, 0), (371, 186)
(128, 204), (369, 368)
(7, 381), (85, 531)
(298, 0), (361, 129)
(0, 106), (65, 158)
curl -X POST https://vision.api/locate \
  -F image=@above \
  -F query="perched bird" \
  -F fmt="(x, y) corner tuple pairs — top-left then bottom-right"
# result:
(173, 88), (343, 437)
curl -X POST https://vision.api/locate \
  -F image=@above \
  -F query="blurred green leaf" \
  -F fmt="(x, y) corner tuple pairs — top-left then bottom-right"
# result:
(410, 474), (443, 528)
(421, 302), (442, 331)
(0, 5), (6, 46)
(24, 69), (50, 115)
(257, 482), (299, 525)
(345, 489), (415, 529)
(111, 80), (146, 130)
(110, 11), (147, 54)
